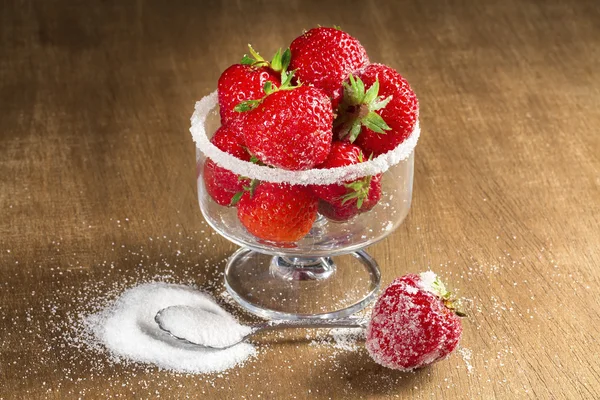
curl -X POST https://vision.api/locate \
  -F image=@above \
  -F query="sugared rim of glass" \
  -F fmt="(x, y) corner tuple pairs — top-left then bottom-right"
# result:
(190, 90), (420, 185)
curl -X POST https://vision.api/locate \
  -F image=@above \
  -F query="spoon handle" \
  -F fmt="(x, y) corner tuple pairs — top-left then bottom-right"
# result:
(257, 317), (367, 332)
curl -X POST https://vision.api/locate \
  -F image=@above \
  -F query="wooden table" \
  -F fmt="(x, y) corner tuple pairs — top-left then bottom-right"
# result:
(2, 1), (599, 398)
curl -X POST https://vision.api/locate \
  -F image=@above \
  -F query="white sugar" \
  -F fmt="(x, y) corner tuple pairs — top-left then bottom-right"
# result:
(418, 270), (438, 293)
(156, 305), (253, 348)
(85, 282), (255, 374)
(458, 346), (474, 374)
(190, 91), (420, 185)
(330, 327), (365, 351)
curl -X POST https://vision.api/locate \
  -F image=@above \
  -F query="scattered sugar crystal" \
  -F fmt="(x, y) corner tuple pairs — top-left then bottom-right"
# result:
(330, 327), (365, 351)
(458, 347), (474, 373)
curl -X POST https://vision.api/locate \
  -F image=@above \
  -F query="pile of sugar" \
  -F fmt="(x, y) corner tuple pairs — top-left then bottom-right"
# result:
(84, 282), (256, 374)
(156, 305), (254, 348)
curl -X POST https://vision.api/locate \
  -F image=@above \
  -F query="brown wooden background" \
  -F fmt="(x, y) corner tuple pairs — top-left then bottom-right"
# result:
(1, 0), (600, 399)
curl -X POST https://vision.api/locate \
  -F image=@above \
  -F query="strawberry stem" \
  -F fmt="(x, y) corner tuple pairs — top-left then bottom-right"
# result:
(234, 45), (298, 113)
(336, 74), (393, 143)
(341, 175), (373, 209)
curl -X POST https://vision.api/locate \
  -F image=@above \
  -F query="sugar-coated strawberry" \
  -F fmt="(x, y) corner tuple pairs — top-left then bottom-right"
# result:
(203, 126), (251, 206)
(218, 64), (280, 125)
(337, 64), (418, 156)
(289, 27), (369, 110)
(366, 272), (464, 371)
(237, 182), (318, 243)
(239, 86), (333, 170)
(311, 142), (382, 221)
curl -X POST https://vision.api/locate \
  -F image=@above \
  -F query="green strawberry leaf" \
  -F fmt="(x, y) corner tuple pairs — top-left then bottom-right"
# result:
(263, 81), (275, 95)
(241, 54), (254, 65)
(371, 95), (393, 111)
(344, 75), (359, 105)
(354, 76), (366, 102)
(357, 196), (364, 209)
(341, 176), (372, 208)
(343, 74), (370, 106)
(270, 48), (283, 71)
(230, 191), (244, 206)
(279, 70), (297, 90)
(348, 120), (363, 142)
(345, 181), (363, 191)
(234, 99), (260, 112)
(342, 82), (355, 106)
(363, 80), (380, 105)
(340, 191), (358, 205)
(248, 44), (264, 62)
(281, 48), (292, 71)
(362, 111), (391, 134)
(248, 179), (260, 197)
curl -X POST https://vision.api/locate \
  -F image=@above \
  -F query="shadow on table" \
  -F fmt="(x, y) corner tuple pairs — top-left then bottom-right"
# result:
(307, 350), (428, 397)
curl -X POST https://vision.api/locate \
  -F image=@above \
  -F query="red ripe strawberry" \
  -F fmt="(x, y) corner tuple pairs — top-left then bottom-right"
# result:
(337, 64), (418, 156)
(218, 64), (280, 125)
(318, 200), (360, 222)
(289, 27), (369, 110)
(310, 142), (382, 221)
(203, 126), (251, 206)
(239, 86), (333, 170)
(318, 176), (381, 221)
(366, 272), (464, 371)
(237, 182), (318, 243)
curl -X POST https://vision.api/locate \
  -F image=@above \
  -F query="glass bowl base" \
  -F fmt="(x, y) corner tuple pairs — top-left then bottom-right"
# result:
(224, 247), (381, 320)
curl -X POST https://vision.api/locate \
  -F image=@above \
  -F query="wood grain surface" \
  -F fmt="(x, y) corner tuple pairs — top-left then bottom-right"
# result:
(1, 0), (600, 399)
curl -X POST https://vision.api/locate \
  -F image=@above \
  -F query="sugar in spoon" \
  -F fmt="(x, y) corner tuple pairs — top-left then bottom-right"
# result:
(155, 305), (367, 350)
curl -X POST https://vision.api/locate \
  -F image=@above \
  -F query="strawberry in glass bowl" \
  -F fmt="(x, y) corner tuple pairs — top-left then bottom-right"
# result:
(190, 27), (419, 320)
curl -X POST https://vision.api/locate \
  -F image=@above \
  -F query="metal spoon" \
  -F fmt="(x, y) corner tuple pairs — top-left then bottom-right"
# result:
(155, 306), (367, 350)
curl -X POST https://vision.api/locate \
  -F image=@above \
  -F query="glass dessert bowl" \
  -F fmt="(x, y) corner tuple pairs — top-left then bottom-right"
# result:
(191, 91), (419, 320)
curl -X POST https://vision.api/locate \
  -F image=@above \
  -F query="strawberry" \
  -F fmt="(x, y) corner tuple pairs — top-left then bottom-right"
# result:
(218, 64), (280, 125)
(237, 85), (333, 170)
(366, 272), (464, 371)
(217, 45), (293, 125)
(318, 199), (361, 222)
(337, 64), (418, 156)
(310, 142), (382, 221)
(289, 27), (369, 110)
(318, 177), (381, 222)
(237, 182), (318, 243)
(203, 125), (251, 206)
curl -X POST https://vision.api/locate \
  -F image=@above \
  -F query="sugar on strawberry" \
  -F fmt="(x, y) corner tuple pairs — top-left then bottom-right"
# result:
(236, 182), (318, 243)
(290, 27), (369, 110)
(366, 271), (464, 371)
(337, 63), (419, 156)
(310, 142), (382, 221)
(203, 125), (251, 206)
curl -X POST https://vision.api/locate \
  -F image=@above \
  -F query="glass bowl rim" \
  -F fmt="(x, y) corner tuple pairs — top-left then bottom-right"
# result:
(190, 90), (420, 185)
